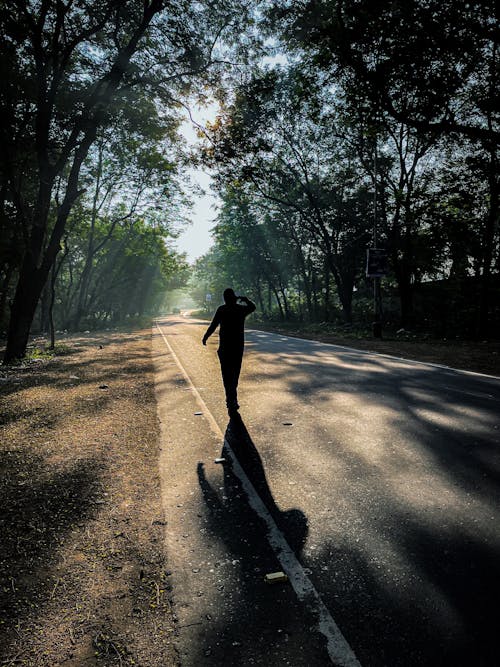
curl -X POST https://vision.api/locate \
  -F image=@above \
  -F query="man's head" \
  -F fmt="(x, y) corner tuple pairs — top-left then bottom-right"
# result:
(223, 288), (237, 305)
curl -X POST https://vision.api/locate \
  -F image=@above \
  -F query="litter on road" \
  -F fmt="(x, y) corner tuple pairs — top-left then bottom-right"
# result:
(264, 572), (289, 584)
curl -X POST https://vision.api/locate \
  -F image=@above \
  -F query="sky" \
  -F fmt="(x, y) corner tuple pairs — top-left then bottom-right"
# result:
(175, 105), (220, 263)
(173, 56), (286, 264)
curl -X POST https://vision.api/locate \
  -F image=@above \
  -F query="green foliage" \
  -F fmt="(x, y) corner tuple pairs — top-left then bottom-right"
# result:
(268, 0), (499, 147)
(191, 2), (499, 337)
(0, 0), (253, 358)
(25, 347), (55, 362)
(53, 215), (190, 328)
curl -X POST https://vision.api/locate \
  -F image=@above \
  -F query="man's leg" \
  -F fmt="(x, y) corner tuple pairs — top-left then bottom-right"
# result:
(229, 353), (242, 409)
(218, 349), (242, 412)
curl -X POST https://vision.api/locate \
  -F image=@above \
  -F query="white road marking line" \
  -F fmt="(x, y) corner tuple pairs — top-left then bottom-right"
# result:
(155, 321), (362, 667)
(442, 386), (499, 403)
(155, 323), (223, 440)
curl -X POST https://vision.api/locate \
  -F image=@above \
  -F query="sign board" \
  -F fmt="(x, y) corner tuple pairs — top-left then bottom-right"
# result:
(366, 248), (388, 277)
(205, 293), (212, 302)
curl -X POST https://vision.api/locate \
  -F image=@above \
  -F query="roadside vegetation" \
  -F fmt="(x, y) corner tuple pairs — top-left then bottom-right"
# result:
(0, 0), (248, 362)
(2, 2), (498, 364)
(190, 1), (499, 343)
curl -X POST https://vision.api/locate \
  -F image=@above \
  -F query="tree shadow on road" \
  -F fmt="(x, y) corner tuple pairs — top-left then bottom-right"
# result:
(310, 508), (500, 667)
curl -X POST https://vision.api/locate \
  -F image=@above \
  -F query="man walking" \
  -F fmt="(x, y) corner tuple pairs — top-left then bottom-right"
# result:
(202, 288), (256, 416)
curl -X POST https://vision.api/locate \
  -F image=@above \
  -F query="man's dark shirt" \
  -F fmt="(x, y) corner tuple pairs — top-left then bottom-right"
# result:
(206, 300), (255, 352)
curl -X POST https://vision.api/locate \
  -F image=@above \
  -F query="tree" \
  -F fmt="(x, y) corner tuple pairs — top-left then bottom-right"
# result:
(204, 70), (373, 322)
(268, 0), (499, 146)
(52, 214), (189, 328)
(1, 0), (243, 362)
(66, 104), (181, 330)
(213, 186), (296, 319)
(267, 0), (499, 334)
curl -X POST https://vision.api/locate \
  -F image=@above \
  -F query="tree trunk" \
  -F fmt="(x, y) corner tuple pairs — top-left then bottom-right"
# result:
(256, 281), (266, 317)
(4, 263), (47, 362)
(6, 171), (54, 356)
(49, 262), (57, 350)
(72, 259), (92, 331)
(338, 283), (353, 323)
(395, 264), (413, 327)
(323, 259), (330, 321)
(0, 264), (14, 330)
(39, 284), (51, 333)
(326, 253), (353, 323)
(300, 261), (313, 321)
(49, 244), (68, 349)
(389, 218), (414, 328)
(312, 271), (319, 321)
(272, 286), (285, 320)
(72, 141), (103, 330)
(297, 284), (303, 321)
(280, 285), (290, 319)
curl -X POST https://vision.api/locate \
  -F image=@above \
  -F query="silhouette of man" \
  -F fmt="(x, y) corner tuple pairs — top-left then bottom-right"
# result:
(202, 288), (256, 415)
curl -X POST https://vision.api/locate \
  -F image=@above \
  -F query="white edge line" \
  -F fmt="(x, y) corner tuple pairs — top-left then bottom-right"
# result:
(155, 322), (222, 440)
(223, 438), (362, 667)
(163, 317), (499, 380)
(155, 322), (362, 667)
(246, 328), (500, 381)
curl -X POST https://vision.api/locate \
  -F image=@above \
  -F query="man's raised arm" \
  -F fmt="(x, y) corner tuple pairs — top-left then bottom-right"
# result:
(239, 296), (256, 315)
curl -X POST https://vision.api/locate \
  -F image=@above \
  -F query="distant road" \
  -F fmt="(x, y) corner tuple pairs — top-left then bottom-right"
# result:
(155, 315), (500, 666)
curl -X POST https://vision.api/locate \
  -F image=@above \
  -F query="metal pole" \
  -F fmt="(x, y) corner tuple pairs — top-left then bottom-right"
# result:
(373, 133), (382, 338)
(373, 140), (377, 249)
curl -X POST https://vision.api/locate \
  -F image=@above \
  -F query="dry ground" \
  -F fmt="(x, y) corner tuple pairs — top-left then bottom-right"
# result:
(0, 329), (178, 667)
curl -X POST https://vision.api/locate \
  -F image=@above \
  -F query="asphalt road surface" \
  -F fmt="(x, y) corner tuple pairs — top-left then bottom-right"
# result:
(153, 315), (500, 667)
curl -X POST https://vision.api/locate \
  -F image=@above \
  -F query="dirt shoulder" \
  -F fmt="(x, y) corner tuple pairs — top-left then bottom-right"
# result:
(0, 329), (178, 666)
(250, 323), (500, 377)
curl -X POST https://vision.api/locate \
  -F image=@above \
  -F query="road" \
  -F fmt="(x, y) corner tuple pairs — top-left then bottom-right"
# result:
(153, 315), (500, 666)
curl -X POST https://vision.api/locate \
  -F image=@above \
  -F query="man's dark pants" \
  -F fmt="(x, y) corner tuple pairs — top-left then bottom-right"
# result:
(217, 346), (243, 410)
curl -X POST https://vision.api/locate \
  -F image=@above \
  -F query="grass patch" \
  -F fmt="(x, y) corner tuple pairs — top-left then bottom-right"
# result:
(25, 345), (56, 361)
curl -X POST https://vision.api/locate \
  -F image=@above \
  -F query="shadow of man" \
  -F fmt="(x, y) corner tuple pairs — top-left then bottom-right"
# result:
(198, 412), (308, 567)
(194, 417), (345, 665)
(226, 413), (309, 555)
